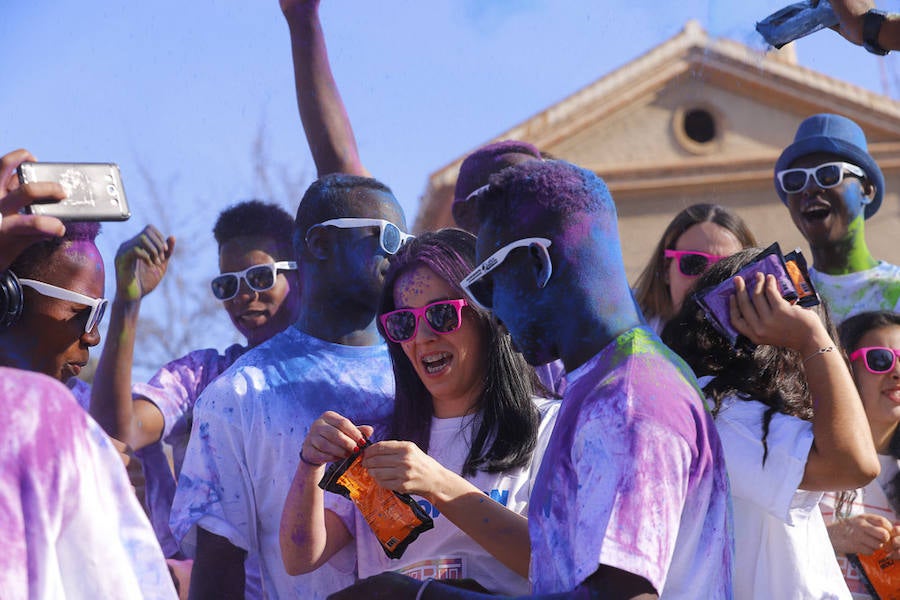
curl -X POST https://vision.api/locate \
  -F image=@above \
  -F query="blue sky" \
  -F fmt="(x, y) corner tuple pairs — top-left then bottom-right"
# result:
(3, 0), (899, 375)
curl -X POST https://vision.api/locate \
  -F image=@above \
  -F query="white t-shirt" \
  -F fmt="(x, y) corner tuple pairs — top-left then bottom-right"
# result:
(810, 261), (900, 324)
(714, 394), (851, 600)
(170, 326), (395, 600)
(329, 398), (559, 596)
(0, 368), (175, 600)
(820, 454), (900, 599)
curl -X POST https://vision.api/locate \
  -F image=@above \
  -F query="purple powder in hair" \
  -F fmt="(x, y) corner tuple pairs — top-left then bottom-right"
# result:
(62, 221), (101, 242)
(452, 140), (542, 231)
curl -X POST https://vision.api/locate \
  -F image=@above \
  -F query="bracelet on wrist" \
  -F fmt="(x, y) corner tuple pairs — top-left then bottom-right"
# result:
(299, 449), (323, 467)
(415, 578), (434, 600)
(803, 345), (835, 363)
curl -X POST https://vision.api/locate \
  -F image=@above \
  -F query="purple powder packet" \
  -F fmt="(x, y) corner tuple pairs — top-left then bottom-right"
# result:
(696, 243), (798, 350)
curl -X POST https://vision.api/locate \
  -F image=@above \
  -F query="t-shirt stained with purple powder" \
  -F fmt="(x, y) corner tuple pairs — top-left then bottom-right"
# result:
(131, 343), (246, 558)
(0, 368), (175, 599)
(170, 326), (395, 600)
(66, 376), (91, 411)
(527, 327), (733, 598)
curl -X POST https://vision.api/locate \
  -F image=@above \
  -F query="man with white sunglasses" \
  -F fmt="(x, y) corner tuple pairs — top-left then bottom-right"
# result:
(774, 113), (900, 323)
(0, 218), (106, 406)
(0, 146), (177, 600)
(360, 160), (734, 599)
(172, 174), (411, 599)
(89, 200), (300, 597)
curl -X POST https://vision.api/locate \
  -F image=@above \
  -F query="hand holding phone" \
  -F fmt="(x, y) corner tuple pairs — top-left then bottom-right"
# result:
(17, 162), (131, 221)
(0, 149), (67, 270)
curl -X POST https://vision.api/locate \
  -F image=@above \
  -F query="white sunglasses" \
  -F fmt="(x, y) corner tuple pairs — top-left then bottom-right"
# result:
(307, 218), (414, 255)
(775, 161), (865, 194)
(19, 278), (108, 334)
(210, 261), (298, 301)
(461, 237), (552, 310)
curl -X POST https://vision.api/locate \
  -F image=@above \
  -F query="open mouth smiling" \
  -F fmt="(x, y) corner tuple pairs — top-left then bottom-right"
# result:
(421, 351), (452, 375)
(800, 199), (831, 222)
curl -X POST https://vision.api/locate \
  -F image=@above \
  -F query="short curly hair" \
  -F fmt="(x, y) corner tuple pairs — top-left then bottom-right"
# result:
(213, 200), (295, 258)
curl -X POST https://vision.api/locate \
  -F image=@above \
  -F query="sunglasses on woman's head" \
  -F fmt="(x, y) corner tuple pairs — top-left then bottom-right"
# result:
(210, 261), (297, 301)
(850, 347), (900, 374)
(664, 250), (726, 277)
(775, 161), (865, 194)
(379, 299), (469, 343)
(19, 278), (108, 334)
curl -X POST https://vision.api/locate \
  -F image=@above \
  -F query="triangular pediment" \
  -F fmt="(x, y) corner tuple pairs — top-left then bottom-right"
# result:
(416, 21), (900, 235)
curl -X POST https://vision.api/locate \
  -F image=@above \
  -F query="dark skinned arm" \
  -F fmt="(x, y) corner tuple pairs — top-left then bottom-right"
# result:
(280, 0), (369, 177)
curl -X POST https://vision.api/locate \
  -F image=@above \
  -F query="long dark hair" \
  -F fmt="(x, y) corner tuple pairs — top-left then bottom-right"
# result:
(662, 248), (825, 463)
(835, 311), (900, 517)
(377, 228), (540, 477)
(634, 204), (757, 324)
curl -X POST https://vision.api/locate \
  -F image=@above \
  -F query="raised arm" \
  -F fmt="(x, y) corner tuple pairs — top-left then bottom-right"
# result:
(362, 440), (532, 577)
(829, 0), (900, 51)
(90, 225), (175, 448)
(730, 272), (879, 491)
(280, 0), (369, 177)
(279, 410), (364, 574)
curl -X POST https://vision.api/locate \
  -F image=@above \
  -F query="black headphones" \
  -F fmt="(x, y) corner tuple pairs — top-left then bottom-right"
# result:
(0, 270), (24, 329)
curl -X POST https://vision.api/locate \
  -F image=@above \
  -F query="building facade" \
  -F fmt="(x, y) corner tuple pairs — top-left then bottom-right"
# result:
(416, 21), (900, 280)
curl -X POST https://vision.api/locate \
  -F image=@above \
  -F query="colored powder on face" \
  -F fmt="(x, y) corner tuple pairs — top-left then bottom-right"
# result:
(844, 216), (872, 272)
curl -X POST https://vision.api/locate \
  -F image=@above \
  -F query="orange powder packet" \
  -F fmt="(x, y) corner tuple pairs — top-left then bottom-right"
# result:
(850, 548), (900, 599)
(319, 440), (434, 559)
(783, 248), (819, 307)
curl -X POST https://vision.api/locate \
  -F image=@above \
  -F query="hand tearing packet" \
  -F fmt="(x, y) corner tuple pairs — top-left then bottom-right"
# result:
(319, 439), (434, 559)
(694, 242), (819, 351)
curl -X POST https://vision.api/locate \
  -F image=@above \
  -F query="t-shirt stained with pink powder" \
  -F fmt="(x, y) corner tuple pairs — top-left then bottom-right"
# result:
(0, 368), (175, 599)
(527, 327), (733, 598)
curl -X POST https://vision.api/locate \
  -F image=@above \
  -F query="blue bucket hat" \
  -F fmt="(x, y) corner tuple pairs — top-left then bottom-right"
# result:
(774, 113), (883, 219)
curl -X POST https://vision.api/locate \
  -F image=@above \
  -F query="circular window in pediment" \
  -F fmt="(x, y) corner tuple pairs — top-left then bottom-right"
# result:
(673, 104), (723, 154)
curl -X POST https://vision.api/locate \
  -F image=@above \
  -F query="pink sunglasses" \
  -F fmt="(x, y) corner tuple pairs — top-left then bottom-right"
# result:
(664, 249), (727, 277)
(850, 347), (900, 374)
(379, 299), (468, 343)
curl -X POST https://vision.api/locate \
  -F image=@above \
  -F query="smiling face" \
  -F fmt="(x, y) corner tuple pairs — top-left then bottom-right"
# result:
(7, 241), (105, 382)
(667, 221), (744, 313)
(218, 235), (300, 347)
(392, 264), (487, 417)
(852, 325), (900, 450)
(784, 152), (871, 248)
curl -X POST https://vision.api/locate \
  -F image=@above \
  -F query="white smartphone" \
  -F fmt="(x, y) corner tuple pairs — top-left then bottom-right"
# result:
(17, 161), (131, 221)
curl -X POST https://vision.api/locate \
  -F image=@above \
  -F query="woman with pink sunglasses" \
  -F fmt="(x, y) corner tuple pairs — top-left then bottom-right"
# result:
(280, 228), (558, 596)
(633, 203), (757, 332)
(821, 311), (900, 598)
